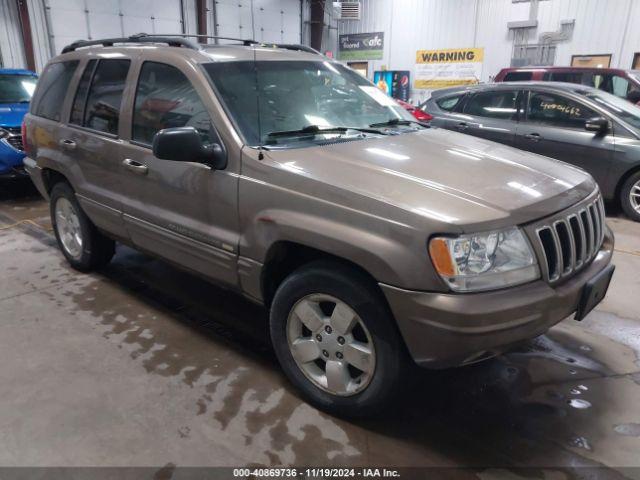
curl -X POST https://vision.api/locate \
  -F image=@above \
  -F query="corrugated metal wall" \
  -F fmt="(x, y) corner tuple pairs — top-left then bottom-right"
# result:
(2, 0), (301, 72)
(0, 0), (27, 69)
(329, 0), (640, 102)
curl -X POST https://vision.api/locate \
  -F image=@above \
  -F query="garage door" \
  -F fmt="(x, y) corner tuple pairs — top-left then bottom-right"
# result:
(45, 0), (183, 55)
(215, 0), (301, 44)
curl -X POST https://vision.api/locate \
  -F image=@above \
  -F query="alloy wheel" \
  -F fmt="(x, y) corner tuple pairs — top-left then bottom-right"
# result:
(55, 197), (83, 260)
(286, 293), (376, 396)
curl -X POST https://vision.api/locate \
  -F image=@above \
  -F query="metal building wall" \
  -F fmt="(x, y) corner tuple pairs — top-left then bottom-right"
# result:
(0, 0), (27, 69)
(332, 0), (640, 102)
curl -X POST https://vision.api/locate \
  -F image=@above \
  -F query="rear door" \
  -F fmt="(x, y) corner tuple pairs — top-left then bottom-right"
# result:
(514, 89), (615, 189)
(456, 89), (521, 146)
(59, 57), (132, 239)
(426, 92), (468, 131)
(117, 60), (240, 287)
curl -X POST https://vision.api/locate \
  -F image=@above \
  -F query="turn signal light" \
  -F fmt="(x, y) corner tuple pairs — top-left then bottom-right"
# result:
(428, 238), (455, 276)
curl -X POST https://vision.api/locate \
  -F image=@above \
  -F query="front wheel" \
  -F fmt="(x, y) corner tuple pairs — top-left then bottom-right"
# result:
(621, 171), (640, 222)
(269, 261), (407, 417)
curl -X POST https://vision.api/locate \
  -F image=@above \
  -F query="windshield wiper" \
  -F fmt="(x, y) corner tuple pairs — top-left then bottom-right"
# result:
(369, 118), (426, 128)
(266, 124), (385, 140)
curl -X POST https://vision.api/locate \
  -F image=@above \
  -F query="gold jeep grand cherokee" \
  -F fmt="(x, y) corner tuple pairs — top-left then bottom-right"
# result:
(23, 34), (614, 416)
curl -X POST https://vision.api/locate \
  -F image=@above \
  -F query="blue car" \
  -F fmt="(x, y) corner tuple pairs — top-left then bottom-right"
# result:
(0, 69), (38, 179)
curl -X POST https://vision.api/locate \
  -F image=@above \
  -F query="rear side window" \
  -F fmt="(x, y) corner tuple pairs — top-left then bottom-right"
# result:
(132, 62), (215, 146)
(548, 72), (583, 84)
(70, 60), (97, 125)
(527, 92), (597, 129)
(436, 94), (464, 111)
(31, 61), (78, 121)
(503, 72), (532, 82)
(464, 90), (519, 119)
(82, 59), (130, 135)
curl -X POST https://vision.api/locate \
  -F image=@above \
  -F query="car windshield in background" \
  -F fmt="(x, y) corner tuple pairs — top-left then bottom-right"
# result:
(584, 89), (640, 130)
(0, 74), (37, 103)
(203, 61), (418, 147)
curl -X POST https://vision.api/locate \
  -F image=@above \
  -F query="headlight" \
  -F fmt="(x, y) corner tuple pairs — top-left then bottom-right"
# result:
(429, 227), (539, 292)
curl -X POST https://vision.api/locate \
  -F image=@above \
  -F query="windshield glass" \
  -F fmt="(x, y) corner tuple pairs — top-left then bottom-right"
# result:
(584, 89), (640, 129)
(0, 74), (37, 103)
(203, 60), (417, 146)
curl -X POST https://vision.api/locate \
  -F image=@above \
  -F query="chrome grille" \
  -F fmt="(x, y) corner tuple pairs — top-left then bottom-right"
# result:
(534, 194), (605, 283)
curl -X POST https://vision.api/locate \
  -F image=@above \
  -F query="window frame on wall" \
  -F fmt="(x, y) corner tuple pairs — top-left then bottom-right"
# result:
(570, 54), (612, 68)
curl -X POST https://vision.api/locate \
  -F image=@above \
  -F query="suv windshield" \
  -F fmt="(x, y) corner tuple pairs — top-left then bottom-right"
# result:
(203, 60), (418, 147)
(584, 89), (640, 130)
(0, 74), (37, 104)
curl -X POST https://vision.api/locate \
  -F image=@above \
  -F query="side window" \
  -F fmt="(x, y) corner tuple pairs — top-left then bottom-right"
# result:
(31, 61), (79, 121)
(70, 60), (97, 125)
(83, 59), (130, 135)
(436, 94), (464, 111)
(611, 75), (630, 98)
(549, 72), (583, 84)
(527, 92), (597, 129)
(464, 91), (519, 119)
(503, 72), (532, 82)
(133, 62), (216, 146)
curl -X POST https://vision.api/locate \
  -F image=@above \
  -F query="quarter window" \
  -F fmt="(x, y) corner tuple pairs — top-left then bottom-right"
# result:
(464, 91), (520, 119)
(82, 59), (130, 135)
(133, 62), (215, 146)
(527, 92), (596, 128)
(436, 95), (464, 111)
(31, 61), (79, 121)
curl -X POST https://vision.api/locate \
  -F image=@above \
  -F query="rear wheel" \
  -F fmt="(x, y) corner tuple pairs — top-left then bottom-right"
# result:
(50, 182), (115, 271)
(269, 261), (407, 416)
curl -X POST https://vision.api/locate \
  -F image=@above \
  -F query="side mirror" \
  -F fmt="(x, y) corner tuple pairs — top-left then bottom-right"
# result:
(584, 116), (609, 133)
(152, 127), (227, 169)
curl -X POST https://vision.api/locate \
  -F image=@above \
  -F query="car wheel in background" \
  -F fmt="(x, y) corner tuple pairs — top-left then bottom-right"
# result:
(269, 260), (408, 417)
(50, 182), (115, 271)
(621, 171), (640, 222)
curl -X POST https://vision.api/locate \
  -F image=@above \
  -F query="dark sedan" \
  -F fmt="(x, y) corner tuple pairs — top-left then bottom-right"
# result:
(422, 82), (640, 221)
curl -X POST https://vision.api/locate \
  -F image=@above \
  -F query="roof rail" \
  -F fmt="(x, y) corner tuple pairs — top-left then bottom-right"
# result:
(61, 33), (257, 53)
(272, 44), (322, 55)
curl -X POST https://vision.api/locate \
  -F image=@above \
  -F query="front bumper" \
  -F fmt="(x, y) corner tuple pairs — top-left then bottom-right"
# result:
(381, 227), (614, 368)
(0, 138), (26, 177)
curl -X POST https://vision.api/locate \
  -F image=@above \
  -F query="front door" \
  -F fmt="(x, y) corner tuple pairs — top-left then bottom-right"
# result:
(515, 90), (615, 189)
(118, 60), (239, 287)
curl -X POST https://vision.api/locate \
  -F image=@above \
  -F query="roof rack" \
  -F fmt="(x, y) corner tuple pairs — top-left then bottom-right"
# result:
(61, 33), (257, 53)
(272, 44), (322, 55)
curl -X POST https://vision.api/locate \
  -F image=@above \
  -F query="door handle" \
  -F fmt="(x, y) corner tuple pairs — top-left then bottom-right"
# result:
(59, 139), (76, 150)
(122, 158), (148, 175)
(525, 133), (542, 142)
(456, 122), (469, 130)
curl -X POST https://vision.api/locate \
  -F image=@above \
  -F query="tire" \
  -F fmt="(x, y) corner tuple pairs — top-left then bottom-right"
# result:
(50, 182), (115, 272)
(269, 260), (408, 417)
(621, 171), (640, 222)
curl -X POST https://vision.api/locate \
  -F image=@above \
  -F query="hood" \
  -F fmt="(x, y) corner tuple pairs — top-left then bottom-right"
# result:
(265, 128), (596, 232)
(0, 103), (29, 128)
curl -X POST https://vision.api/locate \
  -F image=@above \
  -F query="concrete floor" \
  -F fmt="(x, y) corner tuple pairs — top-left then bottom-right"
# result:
(1, 180), (640, 474)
